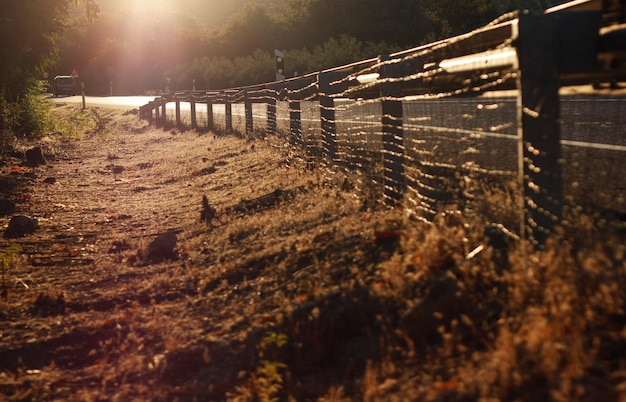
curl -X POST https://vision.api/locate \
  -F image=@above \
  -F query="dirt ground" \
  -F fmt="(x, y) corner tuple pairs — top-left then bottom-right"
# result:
(1, 106), (625, 401)
(0, 107), (407, 401)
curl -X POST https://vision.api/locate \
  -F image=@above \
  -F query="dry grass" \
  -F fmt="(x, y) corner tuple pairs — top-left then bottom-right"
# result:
(0, 106), (624, 401)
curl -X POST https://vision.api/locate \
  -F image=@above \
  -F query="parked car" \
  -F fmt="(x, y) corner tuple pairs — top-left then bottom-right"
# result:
(53, 76), (76, 97)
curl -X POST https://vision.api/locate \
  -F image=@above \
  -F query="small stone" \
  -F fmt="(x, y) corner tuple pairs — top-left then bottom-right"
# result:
(0, 176), (17, 193)
(43, 177), (56, 184)
(146, 232), (177, 261)
(0, 198), (15, 216)
(5, 215), (38, 237)
(25, 147), (46, 166)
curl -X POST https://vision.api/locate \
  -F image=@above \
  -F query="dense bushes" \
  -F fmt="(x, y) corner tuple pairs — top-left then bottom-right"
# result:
(0, 0), (97, 140)
(0, 82), (53, 138)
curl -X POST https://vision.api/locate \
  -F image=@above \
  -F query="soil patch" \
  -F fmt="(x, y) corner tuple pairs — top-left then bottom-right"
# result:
(0, 108), (405, 400)
(0, 107), (624, 401)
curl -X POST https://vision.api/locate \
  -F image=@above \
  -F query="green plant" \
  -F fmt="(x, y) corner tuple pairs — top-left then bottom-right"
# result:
(257, 360), (288, 402)
(263, 331), (287, 349)
(17, 81), (54, 137)
(0, 82), (53, 138)
(256, 332), (288, 402)
(0, 89), (19, 133)
(89, 108), (115, 134)
(1, 243), (22, 301)
(0, 129), (15, 160)
(53, 106), (92, 138)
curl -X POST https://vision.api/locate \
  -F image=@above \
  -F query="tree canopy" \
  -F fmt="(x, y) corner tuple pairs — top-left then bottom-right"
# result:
(54, 0), (511, 94)
(0, 0), (97, 100)
(4, 0), (572, 103)
(0, 0), (98, 135)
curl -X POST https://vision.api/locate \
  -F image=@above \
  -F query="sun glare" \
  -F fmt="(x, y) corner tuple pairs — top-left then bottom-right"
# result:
(124, 0), (192, 16)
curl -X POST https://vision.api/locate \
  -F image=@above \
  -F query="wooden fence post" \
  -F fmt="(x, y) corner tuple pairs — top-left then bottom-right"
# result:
(265, 87), (278, 136)
(287, 80), (303, 146)
(190, 97), (197, 129)
(160, 100), (167, 127)
(145, 103), (153, 124)
(516, 11), (563, 246)
(154, 102), (160, 126)
(379, 56), (406, 204)
(319, 71), (348, 164)
(244, 90), (254, 133)
(175, 99), (182, 128)
(225, 93), (233, 132)
(206, 94), (214, 131)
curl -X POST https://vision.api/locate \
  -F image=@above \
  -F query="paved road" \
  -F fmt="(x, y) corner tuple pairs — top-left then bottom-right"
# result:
(50, 95), (157, 111)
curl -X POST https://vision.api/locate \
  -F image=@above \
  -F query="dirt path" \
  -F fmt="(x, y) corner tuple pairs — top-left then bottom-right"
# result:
(0, 108), (405, 400)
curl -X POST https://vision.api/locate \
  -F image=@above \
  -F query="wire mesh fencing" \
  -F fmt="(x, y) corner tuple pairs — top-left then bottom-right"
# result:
(140, 2), (626, 246)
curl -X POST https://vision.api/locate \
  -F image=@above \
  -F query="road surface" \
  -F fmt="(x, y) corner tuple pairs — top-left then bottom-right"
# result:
(50, 95), (157, 111)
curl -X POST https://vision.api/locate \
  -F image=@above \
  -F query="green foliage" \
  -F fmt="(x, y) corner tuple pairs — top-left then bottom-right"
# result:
(498, 0), (569, 13)
(426, 0), (498, 38)
(53, 107), (90, 139)
(0, 1), (97, 101)
(256, 360), (288, 402)
(0, 90), (20, 134)
(256, 332), (288, 402)
(1, 244), (22, 299)
(88, 108), (115, 134)
(170, 36), (398, 90)
(0, 0), (98, 138)
(54, 0), (504, 92)
(0, 244), (22, 271)
(53, 107), (115, 138)
(219, 3), (278, 58)
(17, 82), (55, 137)
(0, 81), (53, 137)
(263, 331), (288, 348)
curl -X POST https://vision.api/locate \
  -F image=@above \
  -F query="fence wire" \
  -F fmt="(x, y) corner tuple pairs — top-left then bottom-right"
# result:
(559, 96), (626, 215)
(142, 2), (626, 243)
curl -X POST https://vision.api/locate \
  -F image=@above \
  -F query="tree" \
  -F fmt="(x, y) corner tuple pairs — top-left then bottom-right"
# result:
(218, 4), (280, 58)
(0, 0), (98, 100)
(49, 0), (504, 94)
(0, 0), (98, 135)
(426, 0), (497, 38)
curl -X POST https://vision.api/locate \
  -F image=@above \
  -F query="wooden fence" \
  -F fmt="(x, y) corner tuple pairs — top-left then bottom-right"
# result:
(140, 0), (626, 246)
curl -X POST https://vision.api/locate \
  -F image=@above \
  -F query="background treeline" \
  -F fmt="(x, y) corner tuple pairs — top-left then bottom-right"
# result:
(55, 0), (568, 95)
(1, 0), (567, 136)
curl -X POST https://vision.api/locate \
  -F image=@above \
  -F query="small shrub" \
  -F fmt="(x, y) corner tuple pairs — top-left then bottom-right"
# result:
(0, 88), (19, 134)
(31, 289), (65, 316)
(0, 129), (16, 159)
(17, 81), (54, 137)
(89, 108), (115, 133)
(53, 106), (92, 138)
(256, 360), (288, 402)
(1, 243), (22, 301)
(257, 332), (288, 401)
